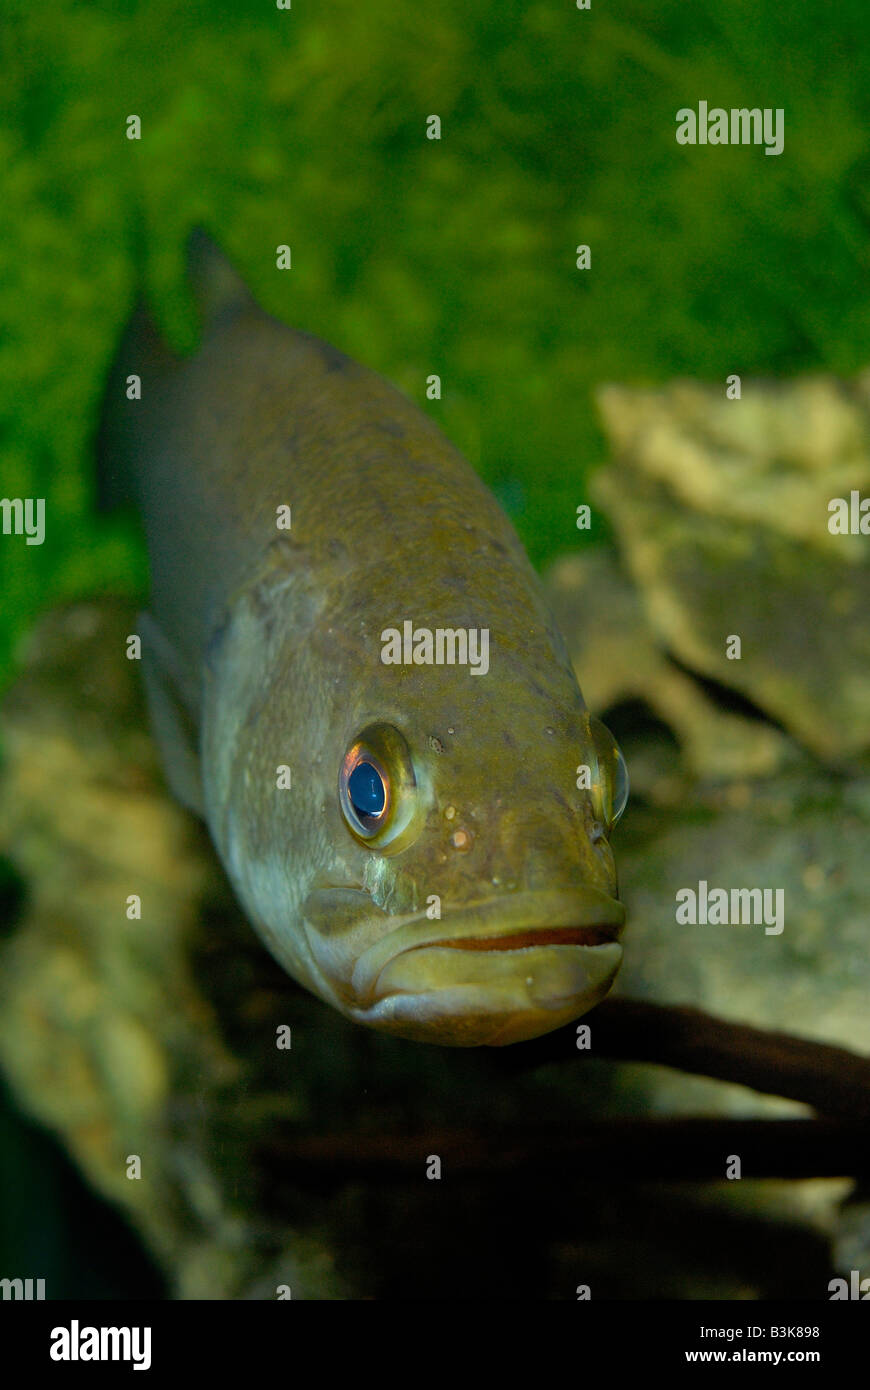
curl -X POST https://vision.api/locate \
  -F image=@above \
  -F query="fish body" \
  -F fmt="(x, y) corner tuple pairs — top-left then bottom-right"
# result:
(98, 231), (627, 1046)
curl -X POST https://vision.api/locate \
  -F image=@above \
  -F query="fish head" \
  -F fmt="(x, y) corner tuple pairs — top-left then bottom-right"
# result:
(300, 617), (628, 1047)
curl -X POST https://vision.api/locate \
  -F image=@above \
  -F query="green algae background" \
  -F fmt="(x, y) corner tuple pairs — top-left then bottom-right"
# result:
(2, 0), (870, 687)
(1, 0), (870, 1298)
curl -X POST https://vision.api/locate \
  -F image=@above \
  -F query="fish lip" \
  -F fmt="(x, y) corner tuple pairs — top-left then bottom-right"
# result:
(423, 925), (617, 950)
(349, 887), (625, 1006)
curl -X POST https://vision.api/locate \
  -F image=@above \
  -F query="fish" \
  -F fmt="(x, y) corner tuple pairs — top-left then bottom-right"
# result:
(97, 229), (628, 1047)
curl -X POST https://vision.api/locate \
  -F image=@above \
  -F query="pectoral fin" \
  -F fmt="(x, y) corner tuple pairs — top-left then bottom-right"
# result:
(139, 611), (204, 817)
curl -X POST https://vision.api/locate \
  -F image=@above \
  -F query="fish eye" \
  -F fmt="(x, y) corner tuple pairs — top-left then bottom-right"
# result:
(339, 723), (423, 852)
(345, 758), (389, 832)
(588, 716), (630, 832)
(609, 744), (629, 825)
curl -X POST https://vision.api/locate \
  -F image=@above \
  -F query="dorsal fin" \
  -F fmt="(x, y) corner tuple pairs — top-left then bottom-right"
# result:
(186, 227), (254, 330)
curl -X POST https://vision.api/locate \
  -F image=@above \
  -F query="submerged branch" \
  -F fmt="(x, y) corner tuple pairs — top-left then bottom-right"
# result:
(262, 1119), (870, 1182)
(497, 997), (870, 1124)
(258, 1001), (870, 1185)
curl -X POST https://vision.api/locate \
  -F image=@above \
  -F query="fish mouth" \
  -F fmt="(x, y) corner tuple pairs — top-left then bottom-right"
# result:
(348, 885), (625, 1007)
(301, 884), (625, 1044)
(424, 925), (616, 951)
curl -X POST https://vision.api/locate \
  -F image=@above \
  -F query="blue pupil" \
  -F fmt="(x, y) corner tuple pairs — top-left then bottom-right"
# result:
(348, 761), (386, 819)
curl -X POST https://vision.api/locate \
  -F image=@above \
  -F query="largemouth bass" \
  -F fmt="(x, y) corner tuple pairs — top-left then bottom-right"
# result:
(97, 230), (628, 1046)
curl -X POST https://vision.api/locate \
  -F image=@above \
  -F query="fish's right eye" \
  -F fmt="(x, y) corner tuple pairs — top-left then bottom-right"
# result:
(339, 723), (424, 853)
(343, 755), (390, 836)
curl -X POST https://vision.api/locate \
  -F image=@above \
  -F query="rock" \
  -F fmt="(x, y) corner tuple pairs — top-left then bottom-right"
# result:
(590, 373), (870, 761)
(611, 769), (870, 1117)
(545, 548), (795, 789)
(541, 366), (870, 1247)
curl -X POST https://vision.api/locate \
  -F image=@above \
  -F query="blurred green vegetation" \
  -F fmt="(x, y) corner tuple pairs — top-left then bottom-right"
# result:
(2, 0), (870, 688)
(1, 0), (869, 1296)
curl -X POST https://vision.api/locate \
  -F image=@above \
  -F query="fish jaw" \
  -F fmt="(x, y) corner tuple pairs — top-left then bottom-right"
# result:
(356, 941), (624, 1046)
(302, 885), (624, 1046)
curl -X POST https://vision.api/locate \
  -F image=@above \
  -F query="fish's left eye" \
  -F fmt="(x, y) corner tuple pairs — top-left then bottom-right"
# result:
(588, 716), (630, 833)
(339, 723), (423, 853)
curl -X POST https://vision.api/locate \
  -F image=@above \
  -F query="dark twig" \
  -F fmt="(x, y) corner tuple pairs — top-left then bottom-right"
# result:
(496, 997), (870, 1123)
(262, 1119), (870, 1182)
(258, 1001), (870, 1185)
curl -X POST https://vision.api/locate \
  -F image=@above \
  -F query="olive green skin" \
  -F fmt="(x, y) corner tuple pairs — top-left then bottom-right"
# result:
(101, 234), (624, 1046)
